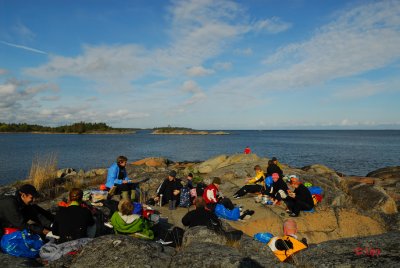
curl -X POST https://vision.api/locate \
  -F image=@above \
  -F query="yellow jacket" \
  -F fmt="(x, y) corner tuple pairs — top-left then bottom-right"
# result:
(247, 170), (265, 185)
(268, 235), (307, 262)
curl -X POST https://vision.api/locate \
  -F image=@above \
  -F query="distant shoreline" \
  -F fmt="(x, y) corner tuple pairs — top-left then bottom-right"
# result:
(0, 131), (136, 135)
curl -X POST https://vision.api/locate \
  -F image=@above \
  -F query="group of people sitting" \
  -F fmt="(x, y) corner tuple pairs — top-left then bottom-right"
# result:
(232, 157), (315, 217)
(0, 154), (314, 263)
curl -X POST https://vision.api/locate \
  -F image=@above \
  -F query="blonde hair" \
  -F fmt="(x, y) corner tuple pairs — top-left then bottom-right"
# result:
(118, 199), (133, 216)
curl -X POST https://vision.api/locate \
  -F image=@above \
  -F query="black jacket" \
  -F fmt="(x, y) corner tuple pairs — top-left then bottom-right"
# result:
(181, 207), (220, 228)
(157, 178), (183, 201)
(266, 164), (283, 178)
(271, 178), (289, 200)
(0, 194), (45, 235)
(294, 184), (314, 208)
(52, 204), (95, 243)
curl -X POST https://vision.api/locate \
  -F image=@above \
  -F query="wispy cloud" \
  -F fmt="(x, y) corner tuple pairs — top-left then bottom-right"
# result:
(0, 41), (47, 55)
(186, 65), (215, 77)
(252, 17), (292, 33)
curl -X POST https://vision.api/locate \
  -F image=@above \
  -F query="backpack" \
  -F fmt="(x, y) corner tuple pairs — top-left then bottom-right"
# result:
(178, 187), (191, 208)
(1, 229), (43, 258)
(196, 182), (206, 197)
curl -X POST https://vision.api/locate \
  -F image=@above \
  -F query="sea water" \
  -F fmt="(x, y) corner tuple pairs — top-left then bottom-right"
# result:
(0, 130), (399, 185)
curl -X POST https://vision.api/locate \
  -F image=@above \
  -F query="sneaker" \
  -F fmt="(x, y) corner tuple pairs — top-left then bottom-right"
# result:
(234, 196), (241, 199)
(286, 209), (292, 214)
(289, 213), (298, 217)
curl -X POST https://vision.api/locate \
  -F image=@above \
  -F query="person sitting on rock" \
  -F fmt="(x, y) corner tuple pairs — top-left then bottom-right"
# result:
(233, 165), (266, 199)
(105, 155), (139, 201)
(284, 177), (314, 217)
(268, 173), (289, 205)
(154, 170), (182, 210)
(268, 219), (308, 262)
(185, 173), (194, 189)
(110, 199), (154, 239)
(182, 197), (220, 228)
(203, 177), (235, 211)
(0, 184), (53, 237)
(266, 157), (283, 178)
(52, 188), (95, 243)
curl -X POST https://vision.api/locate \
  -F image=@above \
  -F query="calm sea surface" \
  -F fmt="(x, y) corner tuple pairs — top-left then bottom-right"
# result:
(0, 130), (399, 185)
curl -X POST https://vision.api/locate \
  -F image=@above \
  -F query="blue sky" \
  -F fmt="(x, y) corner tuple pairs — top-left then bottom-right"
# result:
(1, 0), (399, 129)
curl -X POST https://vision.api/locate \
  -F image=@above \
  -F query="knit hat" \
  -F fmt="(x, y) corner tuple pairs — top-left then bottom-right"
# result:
(212, 177), (221, 185)
(19, 184), (40, 198)
(169, 170), (177, 177)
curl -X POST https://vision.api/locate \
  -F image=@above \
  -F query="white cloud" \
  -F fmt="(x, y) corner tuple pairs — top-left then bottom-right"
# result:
(216, 1), (400, 94)
(252, 17), (292, 33)
(0, 41), (47, 55)
(186, 65), (214, 77)
(181, 80), (207, 105)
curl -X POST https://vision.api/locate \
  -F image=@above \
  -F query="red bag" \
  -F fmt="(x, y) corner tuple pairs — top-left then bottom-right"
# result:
(3, 228), (19, 235)
(142, 209), (154, 219)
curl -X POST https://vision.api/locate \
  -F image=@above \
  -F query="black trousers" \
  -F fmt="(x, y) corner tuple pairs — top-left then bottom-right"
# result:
(21, 204), (54, 235)
(234, 185), (263, 197)
(284, 198), (313, 215)
(206, 197), (235, 211)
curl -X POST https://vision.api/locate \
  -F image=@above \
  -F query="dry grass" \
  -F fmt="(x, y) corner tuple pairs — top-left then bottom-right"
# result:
(29, 153), (58, 191)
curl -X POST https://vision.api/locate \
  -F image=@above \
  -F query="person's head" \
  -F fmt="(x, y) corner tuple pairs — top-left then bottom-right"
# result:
(283, 219), (298, 236)
(212, 177), (221, 188)
(118, 199), (134, 216)
(168, 170), (177, 181)
(272, 173), (280, 182)
(18, 184), (39, 205)
(194, 197), (206, 209)
(254, 165), (262, 172)
(116, 155), (128, 167)
(69, 188), (83, 203)
(187, 173), (193, 180)
(271, 157), (278, 164)
(289, 176), (301, 188)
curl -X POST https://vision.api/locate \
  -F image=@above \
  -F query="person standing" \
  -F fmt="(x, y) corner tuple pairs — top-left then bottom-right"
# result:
(244, 146), (251, 154)
(266, 157), (283, 178)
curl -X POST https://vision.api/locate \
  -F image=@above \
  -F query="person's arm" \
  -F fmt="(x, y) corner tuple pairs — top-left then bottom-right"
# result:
(248, 171), (264, 184)
(107, 164), (124, 185)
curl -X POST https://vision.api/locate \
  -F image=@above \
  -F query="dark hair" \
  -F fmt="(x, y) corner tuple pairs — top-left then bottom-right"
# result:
(116, 155), (128, 163)
(194, 197), (206, 208)
(188, 173), (193, 178)
(69, 188), (83, 202)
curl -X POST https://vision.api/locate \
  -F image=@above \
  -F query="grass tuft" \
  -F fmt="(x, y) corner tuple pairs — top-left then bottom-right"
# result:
(29, 153), (58, 191)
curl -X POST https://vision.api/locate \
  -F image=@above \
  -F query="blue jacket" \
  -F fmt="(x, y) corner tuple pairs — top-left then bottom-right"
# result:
(105, 163), (129, 188)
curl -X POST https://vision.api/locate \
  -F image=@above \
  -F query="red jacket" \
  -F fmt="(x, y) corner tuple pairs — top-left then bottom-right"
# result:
(203, 184), (218, 204)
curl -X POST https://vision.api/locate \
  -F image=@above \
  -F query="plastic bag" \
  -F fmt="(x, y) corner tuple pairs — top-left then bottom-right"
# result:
(254, 232), (274, 244)
(1, 229), (43, 258)
(214, 204), (240, 221)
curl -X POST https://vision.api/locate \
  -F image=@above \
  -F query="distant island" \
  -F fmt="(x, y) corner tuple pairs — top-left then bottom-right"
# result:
(152, 126), (229, 135)
(0, 122), (136, 134)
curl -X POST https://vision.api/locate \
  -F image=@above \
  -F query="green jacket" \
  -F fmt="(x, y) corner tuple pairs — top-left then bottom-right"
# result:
(110, 212), (154, 239)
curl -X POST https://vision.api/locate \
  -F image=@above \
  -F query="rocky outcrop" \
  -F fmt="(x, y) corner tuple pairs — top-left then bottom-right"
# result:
(131, 157), (170, 168)
(301, 231), (400, 267)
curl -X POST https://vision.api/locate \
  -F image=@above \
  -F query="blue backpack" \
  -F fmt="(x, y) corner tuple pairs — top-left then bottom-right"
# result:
(179, 187), (191, 207)
(265, 176), (273, 188)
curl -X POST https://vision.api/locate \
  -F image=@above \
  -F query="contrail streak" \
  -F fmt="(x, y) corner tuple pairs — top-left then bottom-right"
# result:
(0, 40), (47, 55)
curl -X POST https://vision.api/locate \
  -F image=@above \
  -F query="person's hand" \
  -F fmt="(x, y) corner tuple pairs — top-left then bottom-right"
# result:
(173, 190), (180, 196)
(42, 228), (50, 235)
(289, 192), (296, 198)
(122, 180), (128, 184)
